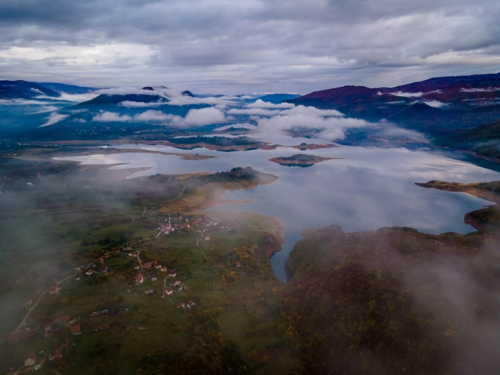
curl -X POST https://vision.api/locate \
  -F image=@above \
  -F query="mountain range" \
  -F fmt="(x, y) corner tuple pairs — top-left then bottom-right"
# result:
(287, 73), (500, 137)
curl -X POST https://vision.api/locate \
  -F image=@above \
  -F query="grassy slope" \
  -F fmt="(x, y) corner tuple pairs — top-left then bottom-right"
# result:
(0, 153), (291, 375)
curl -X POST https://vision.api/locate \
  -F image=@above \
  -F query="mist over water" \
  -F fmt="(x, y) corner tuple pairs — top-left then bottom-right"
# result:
(56, 143), (500, 281)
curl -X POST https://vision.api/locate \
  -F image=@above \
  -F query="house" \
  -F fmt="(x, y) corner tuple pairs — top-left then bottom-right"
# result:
(60, 315), (70, 324)
(43, 322), (53, 332)
(187, 301), (195, 309)
(98, 257), (104, 264)
(99, 265), (108, 273)
(144, 289), (154, 295)
(161, 266), (167, 272)
(114, 250), (121, 256)
(24, 352), (36, 367)
(143, 261), (154, 270)
(151, 275), (157, 281)
(136, 273), (144, 285)
(69, 325), (81, 335)
(165, 287), (173, 295)
(93, 324), (110, 332)
(170, 279), (180, 287)
(155, 263), (162, 269)
(236, 261), (242, 268)
(49, 348), (62, 361)
(48, 286), (60, 295)
(128, 252), (137, 258)
(205, 235), (211, 241)
(177, 302), (185, 309)
(85, 269), (93, 276)
(20, 299), (32, 307)
(168, 269), (176, 277)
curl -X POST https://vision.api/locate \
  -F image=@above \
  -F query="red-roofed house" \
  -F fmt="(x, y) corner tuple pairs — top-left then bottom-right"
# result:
(136, 273), (144, 285)
(177, 302), (185, 309)
(161, 266), (167, 272)
(168, 269), (176, 277)
(236, 261), (242, 268)
(205, 235), (211, 241)
(165, 287), (173, 295)
(187, 301), (196, 309)
(60, 315), (70, 323)
(49, 348), (62, 361)
(128, 252), (137, 258)
(99, 265), (108, 273)
(170, 279), (180, 287)
(48, 286), (60, 295)
(98, 257), (104, 264)
(24, 352), (36, 367)
(69, 325), (81, 335)
(85, 269), (93, 276)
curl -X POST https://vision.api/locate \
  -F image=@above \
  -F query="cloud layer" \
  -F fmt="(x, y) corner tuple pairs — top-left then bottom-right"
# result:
(0, 1), (500, 93)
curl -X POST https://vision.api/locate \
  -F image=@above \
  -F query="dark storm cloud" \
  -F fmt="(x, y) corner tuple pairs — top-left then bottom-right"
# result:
(0, 0), (499, 93)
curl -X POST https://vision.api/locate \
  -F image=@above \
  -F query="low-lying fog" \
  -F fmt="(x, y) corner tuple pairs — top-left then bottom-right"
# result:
(55, 141), (500, 281)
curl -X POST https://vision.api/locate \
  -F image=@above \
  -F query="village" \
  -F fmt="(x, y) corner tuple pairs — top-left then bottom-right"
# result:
(5, 213), (246, 373)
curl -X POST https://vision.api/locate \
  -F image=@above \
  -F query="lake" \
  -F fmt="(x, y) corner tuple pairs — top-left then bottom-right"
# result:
(56, 142), (500, 281)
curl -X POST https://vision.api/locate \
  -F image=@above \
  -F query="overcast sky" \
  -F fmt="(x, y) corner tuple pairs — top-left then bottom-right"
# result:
(0, 0), (499, 94)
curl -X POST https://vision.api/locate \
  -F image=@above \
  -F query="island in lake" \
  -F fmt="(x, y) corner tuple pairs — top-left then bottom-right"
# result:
(269, 153), (340, 167)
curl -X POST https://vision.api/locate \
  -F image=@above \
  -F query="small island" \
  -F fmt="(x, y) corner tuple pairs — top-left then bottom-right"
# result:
(268, 153), (340, 167)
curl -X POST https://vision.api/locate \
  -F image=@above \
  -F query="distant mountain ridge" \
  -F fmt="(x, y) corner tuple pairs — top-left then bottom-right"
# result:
(288, 73), (500, 136)
(38, 82), (97, 95)
(0, 80), (60, 99)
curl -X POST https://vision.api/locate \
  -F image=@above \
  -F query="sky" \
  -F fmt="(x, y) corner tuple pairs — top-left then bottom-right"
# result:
(0, 0), (500, 94)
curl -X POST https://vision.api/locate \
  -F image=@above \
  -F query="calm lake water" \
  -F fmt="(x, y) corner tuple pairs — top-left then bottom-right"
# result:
(56, 143), (500, 281)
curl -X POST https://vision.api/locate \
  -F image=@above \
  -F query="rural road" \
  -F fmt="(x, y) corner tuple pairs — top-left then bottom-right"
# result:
(13, 273), (75, 334)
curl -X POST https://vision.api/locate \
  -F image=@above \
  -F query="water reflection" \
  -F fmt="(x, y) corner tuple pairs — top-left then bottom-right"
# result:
(55, 144), (500, 281)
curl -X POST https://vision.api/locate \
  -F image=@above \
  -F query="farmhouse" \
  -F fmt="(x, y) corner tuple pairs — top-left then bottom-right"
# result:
(93, 324), (110, 332)
(69, 325), (81, 335)
(20, 299), (32, 307)
(24, 352), (36, 367)
(49, 348), (62, 361)
(48, 286), (60, 295)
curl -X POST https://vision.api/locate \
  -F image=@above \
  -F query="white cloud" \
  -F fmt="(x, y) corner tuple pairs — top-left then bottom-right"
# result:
(120, 100), (167, 108)
(214, 123), (256, 131)
(389, 91), (423, 98)
(256, 112), (370, 141)
(227, 108), (281, 116)
(280, 105), (344, 117)
(134, 110), (184, 125)
(460, 87), (500, 92)
(92, 111), (133, 122)
(423, 100), (447, 108)
(247, 99), (295, 109)
(185, 107), (226, 126)
(40, 112), (69, 127)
